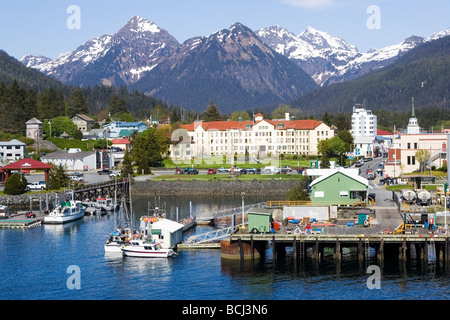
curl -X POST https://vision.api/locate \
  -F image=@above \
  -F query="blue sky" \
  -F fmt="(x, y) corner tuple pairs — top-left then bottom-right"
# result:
(1, 0), (449, 60)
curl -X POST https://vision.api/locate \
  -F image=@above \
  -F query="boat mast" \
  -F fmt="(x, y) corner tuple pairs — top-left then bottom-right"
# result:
(128, 174), (134, 230)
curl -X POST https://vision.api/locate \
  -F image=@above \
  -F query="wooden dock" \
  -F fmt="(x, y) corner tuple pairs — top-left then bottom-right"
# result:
(227, 233), (450, 264)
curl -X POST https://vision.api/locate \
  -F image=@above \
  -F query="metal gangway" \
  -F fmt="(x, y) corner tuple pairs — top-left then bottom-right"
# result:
(186, 225), (239, 244)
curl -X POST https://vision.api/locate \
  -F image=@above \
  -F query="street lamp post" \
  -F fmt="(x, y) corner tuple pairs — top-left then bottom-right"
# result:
(241, 192), (245, 230)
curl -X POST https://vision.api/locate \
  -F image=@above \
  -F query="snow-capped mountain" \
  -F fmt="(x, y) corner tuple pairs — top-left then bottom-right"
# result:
(20, 54), (53, 68)
(22, 16), (179, 87)
(20, 16), (449, 110)
(256, 25), (360, 85)
(131, 22), (317, 111)
(256, 25), (450, 86)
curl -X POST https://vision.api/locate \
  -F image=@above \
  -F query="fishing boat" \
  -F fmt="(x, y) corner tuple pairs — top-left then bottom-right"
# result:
(104, 227), (132, 253)
(105, 188), (133, 253)
(44, 199), (85, 224)
(95, 197), (115, 213)
(121, 239), (176, 258)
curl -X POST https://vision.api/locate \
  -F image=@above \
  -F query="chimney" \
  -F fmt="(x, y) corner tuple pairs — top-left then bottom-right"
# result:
(285, 113), (290, 121)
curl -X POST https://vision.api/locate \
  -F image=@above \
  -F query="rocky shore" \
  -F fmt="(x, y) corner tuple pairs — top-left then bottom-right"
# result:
(0, 179), (300, 206)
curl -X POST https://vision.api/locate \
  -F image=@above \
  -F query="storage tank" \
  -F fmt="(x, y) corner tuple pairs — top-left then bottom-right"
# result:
(416, 189), (431, 206)
(402, 189), (416, 203)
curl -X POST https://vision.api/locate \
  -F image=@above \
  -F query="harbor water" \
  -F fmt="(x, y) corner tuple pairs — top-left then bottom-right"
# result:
(0, 195), (449, 300)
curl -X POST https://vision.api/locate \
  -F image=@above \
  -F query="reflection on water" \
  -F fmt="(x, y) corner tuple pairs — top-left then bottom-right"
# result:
(1, 194), (449, 300)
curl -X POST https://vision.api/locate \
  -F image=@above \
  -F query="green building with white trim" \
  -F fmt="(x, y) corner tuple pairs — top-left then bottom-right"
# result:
(309, 169), (370, 206)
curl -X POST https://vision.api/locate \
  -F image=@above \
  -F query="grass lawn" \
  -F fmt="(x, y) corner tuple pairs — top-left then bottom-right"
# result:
(162, 158), (321, 170)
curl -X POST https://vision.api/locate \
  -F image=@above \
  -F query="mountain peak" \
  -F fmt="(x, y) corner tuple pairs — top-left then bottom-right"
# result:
(121, 16), (161, 34)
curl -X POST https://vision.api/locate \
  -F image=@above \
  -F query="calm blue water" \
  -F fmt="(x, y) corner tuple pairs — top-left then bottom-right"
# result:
(0, 195), (449, 301)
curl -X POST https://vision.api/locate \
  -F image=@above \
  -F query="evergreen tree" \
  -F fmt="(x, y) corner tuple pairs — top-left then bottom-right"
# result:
(286, 176), (310, 201)
(67, 88), (89, 117)
(121, 149), (134, 177)
(108, 95), (128, 117)
(202, 101), (222, 121)
(4, 173), (27, 195)
(37, 88), (65, 119)
(47, 164), (69, 190)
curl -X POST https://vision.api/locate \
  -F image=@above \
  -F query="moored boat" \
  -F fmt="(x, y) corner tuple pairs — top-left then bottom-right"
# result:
(121, 239), (176, 258)
(104, 227), (132, 253)
(44, 200), (85, 224)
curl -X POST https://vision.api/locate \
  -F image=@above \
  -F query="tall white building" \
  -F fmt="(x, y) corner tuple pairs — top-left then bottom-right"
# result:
(351, 104), (377, 158)
(351, 104), (377, 137)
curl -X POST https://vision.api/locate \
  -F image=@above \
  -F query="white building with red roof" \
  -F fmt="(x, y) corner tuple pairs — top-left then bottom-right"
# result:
(174, 113), (334, 162)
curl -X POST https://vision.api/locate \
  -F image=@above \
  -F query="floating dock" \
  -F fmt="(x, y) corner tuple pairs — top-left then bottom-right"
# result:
(0, 218), (43, 229)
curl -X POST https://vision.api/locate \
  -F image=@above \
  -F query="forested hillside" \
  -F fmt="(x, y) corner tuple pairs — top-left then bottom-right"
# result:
(0, 50), (188, 134)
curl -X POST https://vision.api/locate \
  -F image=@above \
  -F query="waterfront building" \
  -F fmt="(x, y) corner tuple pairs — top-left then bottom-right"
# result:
(175, 113), (334, 162)
(41, 148), (98, 171)
(145, 218), (184, 249)
(309, 169), (369, 206)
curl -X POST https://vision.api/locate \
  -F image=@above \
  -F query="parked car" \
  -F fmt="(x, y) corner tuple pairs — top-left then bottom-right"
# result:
(239, 169), (247, 174)
(280, 168), (288, 174)
(97, 168), (112, 175)
(183, 168), (199, 175)
(27, 181), (46, 190)
(281, 166), (292, 172)
(109, 171), (121, 178)
(69, 175), (84, 182)
(217, 167), (229, 173)
(247, 168), (256, 174)
(175, 168), (183, 174)
(207, 168), (217, 175)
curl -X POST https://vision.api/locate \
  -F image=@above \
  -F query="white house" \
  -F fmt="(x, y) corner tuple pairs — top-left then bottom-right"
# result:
(0, 139), (26, 164)
(41, 149), (97, 171)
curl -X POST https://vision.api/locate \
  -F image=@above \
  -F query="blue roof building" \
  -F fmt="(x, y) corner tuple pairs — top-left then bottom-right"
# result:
(103, 121), (148, 138)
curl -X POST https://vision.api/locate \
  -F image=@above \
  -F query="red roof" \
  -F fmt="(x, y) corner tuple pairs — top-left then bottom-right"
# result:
(180, 119), (323, 132)
(377, 129), (393, 136)
(111, 138), (131, 144)
(0, 158), (52, 171)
